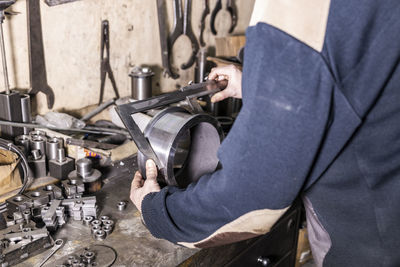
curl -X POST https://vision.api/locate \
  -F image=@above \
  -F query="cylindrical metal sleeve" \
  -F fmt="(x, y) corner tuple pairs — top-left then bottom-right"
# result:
(76, 158), (94, 178)
(46, 137), (62, 160)
(129, 67), (154, 100)
(15, 135), (30, 155)
(30, 135), (46, 155)
(20, 94), (32, 135)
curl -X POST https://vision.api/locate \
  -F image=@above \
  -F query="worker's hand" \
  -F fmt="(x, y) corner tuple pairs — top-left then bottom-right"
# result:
(208, 65), (242, 103)
(130, 159), (160, 213)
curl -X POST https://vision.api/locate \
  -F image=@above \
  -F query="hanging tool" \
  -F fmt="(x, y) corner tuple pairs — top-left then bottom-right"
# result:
(157, 0), (179, 79)
(210, 0), (237, 35)
(36, 239), (64, 267)
(99, 20), (120, 105)
(199, 0), (210, 47)
(27, 0), (55, 109)
(169, 0), (199, 70)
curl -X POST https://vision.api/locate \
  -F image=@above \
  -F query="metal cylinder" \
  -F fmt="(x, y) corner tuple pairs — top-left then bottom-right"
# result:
(46, 137), (63, 160)
(195, 48), (207, 83)
(129, 67), (154, 100)
(15, 135), (30, 155)
(31, 149), (42, 160)
(20, 94), (32, 135)
(76, 158), (94, 178)
(137, 107), (223, 187)
(56, 148), (66, 162)
(30, 135), (46, 155)
(29, 130), (46, 138)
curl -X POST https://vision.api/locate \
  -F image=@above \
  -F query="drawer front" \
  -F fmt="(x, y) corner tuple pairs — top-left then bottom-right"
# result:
(226, 208), (300, 267)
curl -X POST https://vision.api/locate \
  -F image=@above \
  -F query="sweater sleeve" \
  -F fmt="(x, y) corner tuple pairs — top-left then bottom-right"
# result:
(141, 21), (335, 248)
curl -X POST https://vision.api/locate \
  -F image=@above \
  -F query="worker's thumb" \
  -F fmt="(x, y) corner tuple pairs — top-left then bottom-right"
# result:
(145, 159), (158, 181)
(211, 91), (230, 103)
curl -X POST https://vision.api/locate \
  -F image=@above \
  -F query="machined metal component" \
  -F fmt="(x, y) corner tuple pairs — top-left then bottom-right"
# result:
(94, 230), (106, 241)
(30, 135), (47, 155)
(24, 190), (50, 207)
(0, 91), (23, 139)
(195, 48), (207, 83)
(130, 66), (154, 100)
(6, 194), (33, 215)
(41, 199), (66, 231)
(20, 94), (32, 135)
(83, 216), (94, 226)
(61, 196), (98, 220)
(49, 148), (75, 180)
(61, 178), (85, 197)
(68, 158), (102, 193)
(102, 225), (113, 236)
(28, 149), (47, 178)
(102, 220), (114, 229)
(52, 244), (117, 266)
(15, 134), (31, 156)
(46, 137), (63, 160)
(137, 107), (223, 187)
(117, 201), (127, 211)
(83, 250), (96, 264)
(100, 215), (109, 222)
(91, 220), (102, 227)
(22, 209), (32, 221)
(37, 184), (63, 200)
(29, 129), (46, 139)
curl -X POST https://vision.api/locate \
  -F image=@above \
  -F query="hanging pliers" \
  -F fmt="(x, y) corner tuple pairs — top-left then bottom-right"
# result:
(99, 20), (120, 105)
(169, 0), (199, 70)
(210, 0), (237, 35)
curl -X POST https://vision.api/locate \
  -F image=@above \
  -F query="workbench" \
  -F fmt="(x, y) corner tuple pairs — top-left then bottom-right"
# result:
(15, 156), (302, 267)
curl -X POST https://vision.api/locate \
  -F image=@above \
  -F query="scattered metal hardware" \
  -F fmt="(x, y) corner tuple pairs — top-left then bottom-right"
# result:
(83, 216), (94, 226)
(137, 107), (223, 187)
(100, 215), (109, 222)
(210, 0), (237, 35)
(91, 225), (101, 234)
(94, 230), (106, 241)
(116, 201), (126, 211)
(99, 20), (120, 105)
(199, 0), (210, 47)
(49, 148), (75, 180)
(0, 0), (24, 139)
(169, 0), (199, 70)
(27, 0), (55, 108)
(6, 194), (33, 216)
(61, 178), (85, 198)
(102, 225), (113, 236)
(28, 149), (47, 178)
(30, 135), (47, 155)
(37, 184), (63, 200)
(102, 220), (114, 229)
(37, 239), (64, 267)
(156, 0), (179, 79)
(0, 138), (33, 193)
(15, 134), (31, 156)
(66, 138), (117, 150)
(0, 224), (53, 267)
(129, 66), (154, 100)
(30, 129), (46, 138)
(68, 158), (102, 193)
(46, 137), (63, 160)
(20, 94), (32, 135)
(23, 209), (32, 221)
(41, 200), (66, 231)
(52, 244), (117, 266)
(81, 98), (116, 122)
(61, 196), (98, 220)
(117, 79), (227, 176)
(91, 219), (102, 227)
(44, 0), (81, 6)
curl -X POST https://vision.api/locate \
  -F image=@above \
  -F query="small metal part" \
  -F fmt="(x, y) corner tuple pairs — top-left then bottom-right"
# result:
(66, 138), (117, 150)
(30, 135), (47, 155)
(0, 91), (23, 139)
(94, 230), (106, 241)
(49, 148), (75, 180)
(6, 194), (33, 216)
(20, 94), (32, 135)
(62, 196), (98, 220)
(46, 137), (63, 160)
(195, 48), (207, 83)
(91, 225), (101, 234)
(102, 220), (114, 228)
(102, 225), (113, 236)
(37, 239), (64, 267)
(24, 190), (50, 207)
(15, 134), (31, 156)
(29, 130), (46, 138)
(129, 66), (154, 100)
(83, 250), (95, 264)
(28, 149), (47, 178)
(61, 178), (85, 197)
(91, 220), (102, 227)
(22, 209), (32, 221)
(83, 216), (94, 226)
(38, 184), (63, 200)
(100, 215), (109, 222)
(117, 201), (126, 211)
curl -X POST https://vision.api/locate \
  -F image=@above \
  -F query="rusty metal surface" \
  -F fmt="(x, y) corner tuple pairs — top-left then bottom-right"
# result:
(15, 157), (198, 266)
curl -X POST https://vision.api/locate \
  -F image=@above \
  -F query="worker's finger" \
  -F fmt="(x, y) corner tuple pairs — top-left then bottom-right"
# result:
(131, 171), (143, 189)
(211, 90), (231, 103)
(145, 159), (158, 181)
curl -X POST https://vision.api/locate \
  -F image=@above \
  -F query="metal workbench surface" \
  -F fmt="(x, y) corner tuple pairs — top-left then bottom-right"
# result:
(16, 157), (198, 267)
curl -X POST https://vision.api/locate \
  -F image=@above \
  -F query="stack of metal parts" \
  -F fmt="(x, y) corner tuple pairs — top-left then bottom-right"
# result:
(87, 215), (115, 241)
(41, 199), (67, 232)
(68, 158), (102, 193)
(61, 196), (98, 221)
(0, 221), (53, 266)
(61, 177), (85, 198)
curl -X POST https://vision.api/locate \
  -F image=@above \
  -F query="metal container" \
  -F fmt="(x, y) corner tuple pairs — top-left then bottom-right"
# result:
(129, 67), (154, 100)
